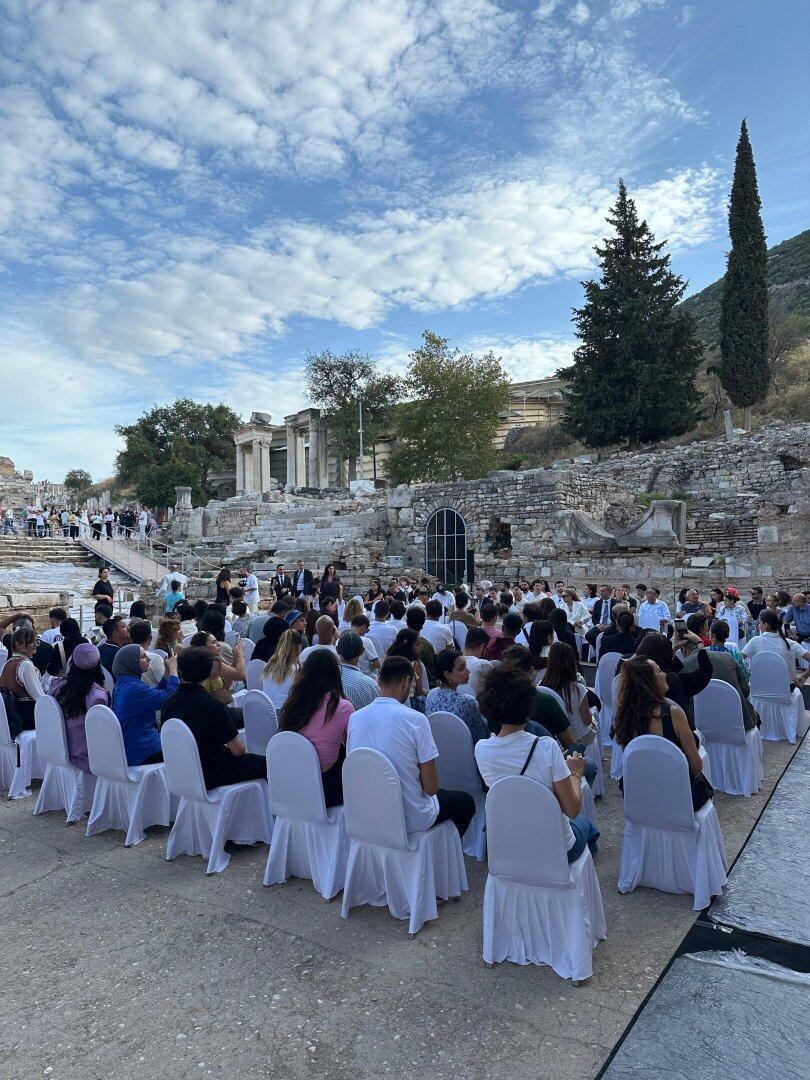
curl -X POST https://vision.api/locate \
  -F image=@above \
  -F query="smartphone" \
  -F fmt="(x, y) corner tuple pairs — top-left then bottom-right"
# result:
(234, 632), (242, 646)
(674, 617), (687, 639)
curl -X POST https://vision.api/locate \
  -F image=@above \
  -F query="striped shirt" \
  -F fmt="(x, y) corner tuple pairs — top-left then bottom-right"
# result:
(339, 663), (380, 710)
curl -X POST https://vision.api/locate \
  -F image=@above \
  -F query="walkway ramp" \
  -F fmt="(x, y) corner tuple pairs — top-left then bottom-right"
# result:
(79, 537), (169, 583)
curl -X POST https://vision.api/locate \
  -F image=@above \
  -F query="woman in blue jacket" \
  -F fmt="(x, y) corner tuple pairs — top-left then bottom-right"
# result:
(112, 644), (180, 764)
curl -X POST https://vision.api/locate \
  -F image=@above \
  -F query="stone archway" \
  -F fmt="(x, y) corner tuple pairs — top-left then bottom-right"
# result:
(425, 508), (468, 586)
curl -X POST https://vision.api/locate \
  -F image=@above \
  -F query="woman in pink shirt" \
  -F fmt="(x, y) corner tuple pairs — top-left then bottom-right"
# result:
(278, 648), (354, 807)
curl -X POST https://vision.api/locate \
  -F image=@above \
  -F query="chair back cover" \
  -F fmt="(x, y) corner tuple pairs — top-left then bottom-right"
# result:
(242, 690), (279, 756)
(224, 630), (237, 647)
(693, 680), (746, 746)
(596, 652), (622, 705)
(594, 631), (604, 659)
(623, 734), (696, 832)
(750, 652), (792, 702)
(0, 694), (13, 747)
(486, 776), (571, 887)
(427, 711), (480, 796)
(241, 638), (255, 663)
(717, 611), (740, 645)
(342, 748), (411, 851)
(86, 704), (133, 782)
(246, 658), (265, 691)
(161, 717), (209, 801)
(449, 621), (468, 650)
(34, 696), (70, 768)
(101, 667), (115, 695)
(266, 731), (328, 824)
(365, 635), (385, 661)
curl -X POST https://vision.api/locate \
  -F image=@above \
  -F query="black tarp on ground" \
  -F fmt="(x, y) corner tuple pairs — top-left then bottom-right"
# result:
(601, 950), (810, 1080)
(708, 737), (809, 947)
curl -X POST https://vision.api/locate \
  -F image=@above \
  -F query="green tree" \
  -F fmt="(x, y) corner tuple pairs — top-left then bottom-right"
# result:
(115, 399), (240, 506)
(63, 468), (92, 494)
(719, 120), (770, 429)
(305, 350), (401, 481)
(560, 180), (703, 448)
(385, 331), (510, 484)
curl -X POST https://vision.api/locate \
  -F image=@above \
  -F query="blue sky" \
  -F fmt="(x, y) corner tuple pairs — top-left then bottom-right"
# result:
(1, 0), (807, 483)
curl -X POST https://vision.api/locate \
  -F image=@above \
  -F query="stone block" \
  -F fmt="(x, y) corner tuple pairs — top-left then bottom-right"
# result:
(387, 485), (413, 509)
(757, 525), (778, 543)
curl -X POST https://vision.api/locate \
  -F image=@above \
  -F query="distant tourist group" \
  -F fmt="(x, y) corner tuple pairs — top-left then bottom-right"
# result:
(0, 504), (157, 540)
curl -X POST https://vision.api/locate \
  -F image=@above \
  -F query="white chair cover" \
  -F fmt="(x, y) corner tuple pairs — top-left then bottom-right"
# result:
(717, 611), (741, 645)
(618, 735), (727, 910)
(595, 653), (622, 744)
(242, 690), (278, 756)
(245, 658), (265, 692)
(365, 635), (385, 660)
(241, 638), (255, 663)
(428, 711), (486, 860)
(448, 621), (468, 650)
(609, 674), (625, 780)
(161, 718), (272, 873)
(693, 680), (763, 796)
(340, 748), (468, 936)
(482, 776), (606, 981)
(749, 652), (806, 743)
(0, 694), (43, 797)
(85, 704), (172, 846)
(101, 667), (115, 695)
(224, 630), (237, 647)
(33, 696), (95, 822)
(263, 732), (348, 900)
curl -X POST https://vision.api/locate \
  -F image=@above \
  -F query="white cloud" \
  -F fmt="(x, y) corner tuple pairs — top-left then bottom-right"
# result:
(568, 3), (591, 26)
(610, 0), (664, 20)
(45, 165), (719, 367)
(464, 334), (576, 380)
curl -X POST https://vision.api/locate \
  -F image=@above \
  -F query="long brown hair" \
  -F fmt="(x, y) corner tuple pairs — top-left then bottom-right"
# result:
(612, 656), (666, 748)
(536, 597), (556, 621)
(540, 641), (579, 709)
(279, 648), (343, 733)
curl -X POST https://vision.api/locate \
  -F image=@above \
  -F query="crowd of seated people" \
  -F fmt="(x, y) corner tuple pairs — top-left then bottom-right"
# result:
(1, 569), (807, 901)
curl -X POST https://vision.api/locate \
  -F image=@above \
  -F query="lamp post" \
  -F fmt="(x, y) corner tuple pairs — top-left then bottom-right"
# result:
(357, 391), (365, 485)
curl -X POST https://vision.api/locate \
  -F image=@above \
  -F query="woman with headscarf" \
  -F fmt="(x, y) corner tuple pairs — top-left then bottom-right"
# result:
(633, 631), (712, 725)
(50, 642), (109, 772)
(252, 611), (289, 663)
(112, 644), (179, 765)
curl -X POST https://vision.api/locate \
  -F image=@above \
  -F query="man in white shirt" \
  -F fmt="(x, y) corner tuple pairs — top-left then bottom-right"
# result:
(347, 656), (475, 837)
(473, 664), (597, 862)
(462, 627), (493, 698)
(349, 615), (381, 675)
(368, 601), (399, 655)
(552, 580), (567, 608)
(137, 508), (148, 540)
(637, 588), (671, 633)
(337, 632), (380, 710)
(40, 607), (67, 646)
(241, 565), (260, 614)
(420, 600), (455, 652)
(158, 563), (188, 596)
(300, 616), (338, 663)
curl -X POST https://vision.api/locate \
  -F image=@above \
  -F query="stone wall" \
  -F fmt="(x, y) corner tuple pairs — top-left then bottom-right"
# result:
(169, 423), (809, 604)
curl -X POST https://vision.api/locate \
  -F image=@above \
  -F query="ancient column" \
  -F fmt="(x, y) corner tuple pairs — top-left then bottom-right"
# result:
(260, 441), (272, 492)
(307, 418), (321, 489)
(175, 486), (192, 509)
(286, 423), (298, 486)
(251, 439), (262, 492)
(235, 444), (245, 491)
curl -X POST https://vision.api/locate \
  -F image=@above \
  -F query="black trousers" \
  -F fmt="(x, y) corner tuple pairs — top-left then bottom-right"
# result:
(206, 752), (267, 788)
(321, 744), (346, 808)
(433, 789), (475, 838)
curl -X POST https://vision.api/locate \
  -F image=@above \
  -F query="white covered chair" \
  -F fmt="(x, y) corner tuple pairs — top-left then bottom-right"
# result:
(618, 735), (727, 911)
(33, 696), (95, 822)
(749, 652), (806, 743)
(428, 711), (486, 860)
(85, 704), (173, 846)
(483, 776), (606, 982)
(448, 620), (468, 650)
(537, 684), (604, 800)
(242, 690), (278, 756)
(101, 667), (115, 695)
(160, 718), (272, 874)
(340, 748), (468, 936)
(245, 658), (265, 692)
(263, 732), (348, 899)
(692, 680), (763, 796)
(595, 652), (622, 745)
(365, 634), (385, 661)
(224, 630), (237, 647)
(240, 638), (255, 663)
(0, 695), (43, 798)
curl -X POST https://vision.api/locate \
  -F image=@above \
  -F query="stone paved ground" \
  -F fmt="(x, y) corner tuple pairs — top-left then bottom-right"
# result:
(0, 737), (801, 1080)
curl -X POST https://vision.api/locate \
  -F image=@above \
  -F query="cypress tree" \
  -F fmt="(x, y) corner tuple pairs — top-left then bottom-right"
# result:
(560, 181), (703, 448)
(719, 120), (770, 428)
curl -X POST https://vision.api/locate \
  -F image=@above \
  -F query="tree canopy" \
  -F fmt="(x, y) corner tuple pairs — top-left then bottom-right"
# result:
(560, 180), (703, 448)
(719, 120), (770, 418)
(115, 399), (240, 507)
(305, 350), (401, 480)
(63, 469), (92, 494)
(385, 331), (511, 484)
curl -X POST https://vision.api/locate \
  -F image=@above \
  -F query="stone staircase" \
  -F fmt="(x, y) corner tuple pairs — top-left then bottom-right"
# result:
(0, 536), (99, 567)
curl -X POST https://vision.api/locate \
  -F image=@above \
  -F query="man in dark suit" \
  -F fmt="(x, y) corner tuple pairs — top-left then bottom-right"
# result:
(272, 564), (293, 601)
(585, 585), (617, 653)
(292, 560), (315, 598)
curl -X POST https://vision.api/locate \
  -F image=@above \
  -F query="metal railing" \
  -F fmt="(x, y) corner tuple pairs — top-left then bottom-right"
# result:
(78, 530), (221, 583)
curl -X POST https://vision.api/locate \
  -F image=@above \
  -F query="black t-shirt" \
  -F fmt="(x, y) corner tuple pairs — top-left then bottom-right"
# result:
(748, 601), (765, 620)
(98, 642), (119, 673)
(93, 579), (114, 599)
(528, 691), (571, 739)
(161, 683), (238, 787)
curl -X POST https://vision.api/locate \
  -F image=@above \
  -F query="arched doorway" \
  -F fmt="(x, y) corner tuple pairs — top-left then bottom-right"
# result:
(425, 508), (467, 586)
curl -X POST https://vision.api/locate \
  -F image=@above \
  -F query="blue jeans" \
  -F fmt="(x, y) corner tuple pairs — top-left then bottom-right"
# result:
(567, 814), (599, 863)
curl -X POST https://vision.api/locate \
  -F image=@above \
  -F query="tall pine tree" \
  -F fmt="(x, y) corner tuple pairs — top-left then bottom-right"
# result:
(719, 120), (770, 429)
(560, 181), (703, 448)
